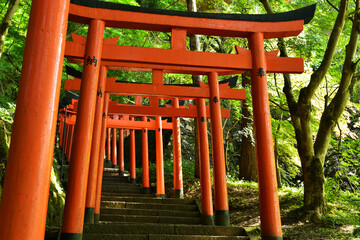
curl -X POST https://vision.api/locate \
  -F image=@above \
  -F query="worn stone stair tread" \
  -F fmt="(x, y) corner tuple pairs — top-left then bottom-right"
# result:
(101, 196), (196, 205)
(102, 182), (141, 187)
(100, 208), (201, 218)
(101, 192), (154, 198)
(84, 223), (247, 236)
(100, 214), (202, 224)
(100, 201), (199, 212)
(83, 234), (249, 240)
(101, 188), (142, 194)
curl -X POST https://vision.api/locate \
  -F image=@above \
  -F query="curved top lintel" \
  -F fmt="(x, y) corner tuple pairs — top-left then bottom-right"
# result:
(70, 0), (316, 24)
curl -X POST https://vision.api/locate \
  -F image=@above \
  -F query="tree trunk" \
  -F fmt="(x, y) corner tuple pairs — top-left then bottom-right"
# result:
(238, 72), (257, 181)
(186, 0), (202, 179)
(0, 0), (21, 58)
(259, 0), (353, 220)
(274, 123), (282, 188)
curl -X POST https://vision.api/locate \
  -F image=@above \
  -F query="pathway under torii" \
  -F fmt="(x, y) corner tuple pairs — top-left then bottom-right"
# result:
(0, 1), (315, 240)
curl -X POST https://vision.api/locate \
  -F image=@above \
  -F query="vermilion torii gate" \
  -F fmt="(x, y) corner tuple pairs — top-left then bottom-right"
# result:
(0, 0), (315, 240)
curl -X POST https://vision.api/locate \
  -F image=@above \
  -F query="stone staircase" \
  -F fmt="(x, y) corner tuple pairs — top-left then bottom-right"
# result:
(83, 168), (251, 240)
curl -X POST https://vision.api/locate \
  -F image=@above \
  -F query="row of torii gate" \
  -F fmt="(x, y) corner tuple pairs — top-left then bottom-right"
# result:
(0, 0), (315, 240)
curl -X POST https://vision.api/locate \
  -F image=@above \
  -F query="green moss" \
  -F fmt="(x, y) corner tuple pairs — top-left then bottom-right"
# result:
(0, 119), (10, 185)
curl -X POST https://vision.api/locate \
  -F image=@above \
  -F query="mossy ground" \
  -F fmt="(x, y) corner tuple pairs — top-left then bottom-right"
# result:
(182, 178), (360, 240)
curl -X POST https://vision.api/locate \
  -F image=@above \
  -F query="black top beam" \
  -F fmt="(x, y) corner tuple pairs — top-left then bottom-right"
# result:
(70, 0), (316, 24)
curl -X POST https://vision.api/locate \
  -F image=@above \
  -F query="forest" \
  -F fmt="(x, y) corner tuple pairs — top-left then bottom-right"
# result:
(0, 0), (360, 239)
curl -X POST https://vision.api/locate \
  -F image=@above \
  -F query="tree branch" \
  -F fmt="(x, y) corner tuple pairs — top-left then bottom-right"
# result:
(326, 0), (340, 11)
(314, 0), (360, 163)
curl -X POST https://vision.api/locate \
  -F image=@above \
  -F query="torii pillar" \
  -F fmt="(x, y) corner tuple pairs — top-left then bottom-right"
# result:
(61, 19), (105, 239)
(112, 114), (119, 168)
(142, 116), (150, 194)
(94, 93), (110, 223)
(249, 33), (282, 239)
(0, 1), (70, 239)
(118, 126), (125, 176)
(172, 97), (183, 198)
(197, 98), (214, 225)
(84, 66), (107, 224)
(129, 117), (137, 183)
(208, 72), (230, 226)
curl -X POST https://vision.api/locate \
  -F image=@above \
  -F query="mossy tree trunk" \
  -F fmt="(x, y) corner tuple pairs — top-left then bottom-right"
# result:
(238, 72), (257, 181)
(187, 0), (202, 178)
(0, 0), (21, 58)
(260, 0), (360, 220)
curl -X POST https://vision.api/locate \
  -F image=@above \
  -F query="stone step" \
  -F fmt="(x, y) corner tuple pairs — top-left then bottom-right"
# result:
(101, 192), (154, 198)
(83, 234), (250, 240)
(101, 196), (196, 205)
(101, 187), (142, 194)
(100, 208), (201, 218)
(100, 214), (202, 225)
(101, 201), (199, 212)
(84, 223), (248, 236)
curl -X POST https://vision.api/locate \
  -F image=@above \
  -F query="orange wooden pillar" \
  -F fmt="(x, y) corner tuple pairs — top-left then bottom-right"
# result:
(129, 117), (136, 183)
(64, 124), (71, 160)
(142, 116), (150, 194)
(172, 98), (183, 198)
(197, 98), (214, 225)
(67, 125), (75, 162)
(155, 116), (166, 198)
(61, 19), (105, 240)
(84, 66), (107, 224)
(94, 93), (110, 223)
(0, 1), (70, 239)
(249, 32), (282, 239)
(112, 114), (119, 168)
(118, 127), (125, 176)
(59, 117), (65, 147)
(208, 72), (230, 226)
(106, 127), (111, 163)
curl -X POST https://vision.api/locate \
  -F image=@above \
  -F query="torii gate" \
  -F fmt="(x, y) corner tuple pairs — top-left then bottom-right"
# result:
(64, 77), (236, 224)
(0, 0), (315, 240)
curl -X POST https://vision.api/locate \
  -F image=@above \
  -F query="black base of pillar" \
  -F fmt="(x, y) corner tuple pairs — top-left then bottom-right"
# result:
(262, 237), (283, 240)
(94, 213), (100, 224)
(130, 178), (136, 184)
(201, 215), (214, 225)
(60, 233), (82, 240)
(84, 207), (94, 224)
(157, 194), (166, 199)
(174, 189), (184, 199)
(119, 170), (125, 176)
(112, 164), (118, 168)
(215, 210), (230, 226)
(142, 187), (151, 194)
(105, 160), (111, 166)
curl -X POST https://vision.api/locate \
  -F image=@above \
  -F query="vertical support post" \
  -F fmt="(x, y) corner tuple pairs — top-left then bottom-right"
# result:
(129, 117), (136, 183)
(0, 1), (70, 239)
(94, 93), (110, 223)
(172, 98), (183, 198)
(118, 127), (125, 176)
(155, 116), (165, 198)
(249, 32), (282, 240)
(112, 114), (119, 168)
(61, 19), (105, 240)
(64, 125), (71, 161)
(142, 116), (150, 194)
(208, 72), (230, 226)
(84, 66), (107, 224)
(67, 124), (75, 162)
(106, 127), (111, 164)
(197, 98), (214, 225)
